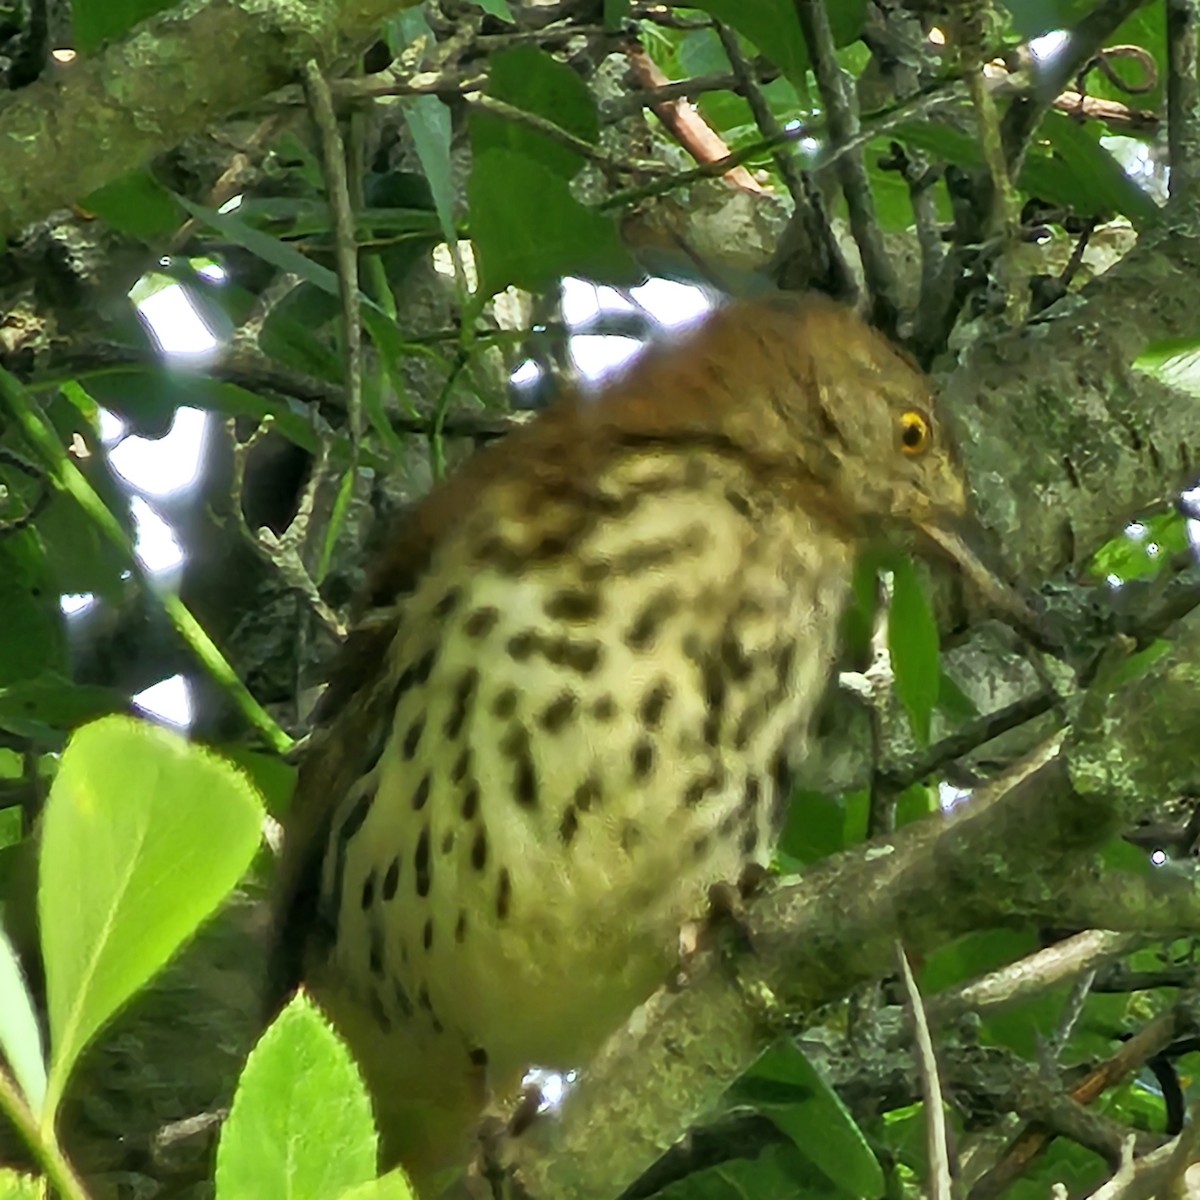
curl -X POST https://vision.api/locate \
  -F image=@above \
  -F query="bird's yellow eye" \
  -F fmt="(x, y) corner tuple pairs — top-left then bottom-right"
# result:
(898, 410), (932, 456)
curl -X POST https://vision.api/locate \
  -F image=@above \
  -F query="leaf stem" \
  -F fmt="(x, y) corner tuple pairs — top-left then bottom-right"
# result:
(0, 1067), (91, 1200)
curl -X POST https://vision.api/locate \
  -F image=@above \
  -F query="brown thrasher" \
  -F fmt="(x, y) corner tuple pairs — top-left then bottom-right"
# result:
(271, 293), (991, 1192)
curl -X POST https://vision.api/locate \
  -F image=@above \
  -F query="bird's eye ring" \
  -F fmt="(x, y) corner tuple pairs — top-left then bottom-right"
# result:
(898, 410), (932, 456)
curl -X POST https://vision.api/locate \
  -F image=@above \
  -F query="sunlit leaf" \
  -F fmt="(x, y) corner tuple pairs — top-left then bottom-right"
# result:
(40, 716), (263, 1116)
(216, 993), (377, 1200)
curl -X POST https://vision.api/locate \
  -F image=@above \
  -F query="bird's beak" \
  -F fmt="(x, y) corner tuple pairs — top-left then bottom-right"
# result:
(917, 515), (1061, 655)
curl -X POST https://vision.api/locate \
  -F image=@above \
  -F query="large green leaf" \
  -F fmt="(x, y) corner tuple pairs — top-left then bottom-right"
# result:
(82, 173), (183, 241)
(39, 716), (264, 1117)
(216, 993), (377, 1200)
(0, 535), (67, 687)
(469, 150), (639, 298)
(72, 0), (173, 50)
(888, 557), (939, 747)
(404, 95), (460, 256)
(688, 0), (867, 87)
(650, 1142), (841, 1199)
(469, 47), (599, 180)
(0, 925), (46, 1115)
(735, 1042), (885, 1199)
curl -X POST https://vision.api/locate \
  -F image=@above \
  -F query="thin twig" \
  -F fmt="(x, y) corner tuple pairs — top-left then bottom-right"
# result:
(713, 22), (803, 203)
(302, 60), (363, 453)
(897, 943), (953, 1200)
(793, 0), (900, 333)
(1168, 0), (1200, 202)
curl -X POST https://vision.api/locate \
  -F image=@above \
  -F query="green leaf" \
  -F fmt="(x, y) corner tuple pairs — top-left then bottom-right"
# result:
(80, 173), (183, 240)
(469, 47), (599, 180)
(735, 1043), (885, 1199)
(0, 925), (46, 1115)
(404, 95), (460, 255)
(216, 993), (377, 1200)
(39, 716), (264, 1117)
(888, 557), (939, 746)
(79, 369), (321, 454)
(0, 1170), (44, 1200)
(604, 0), (632, 28)
(1038, 113), (1158, 229)
(466, 0), (514, 19)
(0, 535), (67, 687)
(779, 790), (849, 864)
(469, 150), (639, 298)
(72, 0), (174, 51)
(649, 1142), (839, 1199)
(338, 1171), (416, 1200)
(0, 675), (125, 742)
(688, 0), (867, 87)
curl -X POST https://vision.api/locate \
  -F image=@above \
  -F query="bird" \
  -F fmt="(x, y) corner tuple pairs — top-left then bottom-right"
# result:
(269, 291), (995, 1194)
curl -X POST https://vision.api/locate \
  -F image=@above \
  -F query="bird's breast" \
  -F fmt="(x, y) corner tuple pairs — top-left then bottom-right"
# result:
(315, 449), (855, 1083)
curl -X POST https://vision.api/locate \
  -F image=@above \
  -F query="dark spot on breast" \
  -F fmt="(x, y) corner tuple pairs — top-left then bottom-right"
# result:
(455, 912), (468, 942)
(493, 688), (518, 719)
(725, 488), (752, 517)
(330, 788), (376, 931)
(452, 747), (472, 784)
(382, 857), (400, 900)
(545, 589), (601, 622)
(560, 805), (579, 844)
(393, 980), (413, 1017)
(508, 631), (537, 660)
(360, 870), (376, 911)
(413, 645), (438, 684)
(620, 822), (643, 855)
(402, 716), (425, 760)
(547, 637), (601, 675)
(690, 834), (711, 860)
(412, 773), (431, 810)
(371, 994), (392, 1033)
(469, 1046), (489, 1067)
(441, 830), (455, 854)
(591, 694), (616, 721)
(741, 776), (761, 815)
(423, 917), (434, 951)
(539, 691), (578, 733)
(464, 607), (500, 638)
(720, 630), (754, 682)
(639, 682), (671, 729)
(579, 560), (611, 583)
(626, 589), (680, 650)
(515, 754), (538, 808)
(476, 536), (523, 574)
(368, 926), (384, 976)
(471, 827), (488, 870)
(574, 776), (602, 812)
(496, 868), (512, 919)
(433, 588), (461, 619)
(631, 738), (655, 781)
(461, 782), (481, 821)
(740, 826), (760, 855)
(418, 984), (433, 1013)
(415, 826), (432, 896)
(445, 668), (479, 739)
(684, 769), (723, 808)
(391, 664), (418, 707)
(337, 789), (373, 844)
